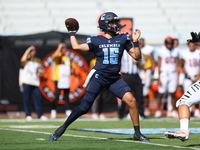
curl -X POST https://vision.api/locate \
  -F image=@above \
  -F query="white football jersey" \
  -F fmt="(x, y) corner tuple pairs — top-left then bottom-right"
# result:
(157, 46), (179, 72)
(180, 48), (200, 79)
(141, 44), (154, 56)
(22, 61), (40, 86)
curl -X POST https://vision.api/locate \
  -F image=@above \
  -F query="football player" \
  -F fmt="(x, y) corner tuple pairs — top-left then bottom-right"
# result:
(154, 36), (179, 118)
(179, 42), (200, 118)
(164, 32), (200, 141)
(139, 38), (155, 116)
(49, 12), (149, 141)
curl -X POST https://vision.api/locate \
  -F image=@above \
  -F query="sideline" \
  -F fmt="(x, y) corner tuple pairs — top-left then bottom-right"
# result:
(0, 127), (200, 150)
(1, 117), (199, 122)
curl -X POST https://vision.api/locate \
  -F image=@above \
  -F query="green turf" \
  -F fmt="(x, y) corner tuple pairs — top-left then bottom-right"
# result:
(0, 116), (200, 150)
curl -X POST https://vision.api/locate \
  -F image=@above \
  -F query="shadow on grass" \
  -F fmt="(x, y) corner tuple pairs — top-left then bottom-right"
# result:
(186, 144), (200, 147)
(107, 136), (161, 141)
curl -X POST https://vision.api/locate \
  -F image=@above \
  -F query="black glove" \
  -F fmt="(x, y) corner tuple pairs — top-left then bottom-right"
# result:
(187, 32), (200, 43)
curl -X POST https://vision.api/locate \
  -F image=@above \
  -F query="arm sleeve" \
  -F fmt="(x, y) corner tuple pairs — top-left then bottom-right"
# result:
(86, 36), (94, 52)
(125, 34), (133, 51)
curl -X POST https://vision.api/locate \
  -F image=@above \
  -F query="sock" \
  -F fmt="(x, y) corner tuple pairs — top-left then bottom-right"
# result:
(51, 109), (56, 118)
(180, 118), (189, 131)
(134, 125), (142, 135)
(65, 110), (72, 116)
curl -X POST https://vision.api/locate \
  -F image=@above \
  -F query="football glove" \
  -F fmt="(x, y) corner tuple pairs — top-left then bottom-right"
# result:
(187, 32), (200, 43)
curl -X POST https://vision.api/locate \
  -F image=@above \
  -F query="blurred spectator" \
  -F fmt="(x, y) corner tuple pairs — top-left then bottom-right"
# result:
(120, 50), (145, 119)
(51, 43), (72, 119)
(20, 45), (48, 121)
(173, 38), (180, 49)
(197, 43), (200, 50)
(179, 42), (200, 117)
(155, 36), (179, 118)
(89, 57), (105, 120)
(174, 38), (185, 75)
(139, 38), (155, 116)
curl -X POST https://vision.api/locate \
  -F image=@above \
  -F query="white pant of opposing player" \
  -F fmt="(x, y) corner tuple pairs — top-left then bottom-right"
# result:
(141, 69), (152, 97)
(158, 71), (177, 94)
(176, 80), (200, 107)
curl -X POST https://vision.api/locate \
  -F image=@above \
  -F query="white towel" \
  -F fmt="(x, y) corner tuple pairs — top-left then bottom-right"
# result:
(83, 69), (96, 87)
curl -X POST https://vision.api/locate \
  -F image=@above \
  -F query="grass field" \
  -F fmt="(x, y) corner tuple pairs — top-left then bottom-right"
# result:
(0, 115), (200, 150)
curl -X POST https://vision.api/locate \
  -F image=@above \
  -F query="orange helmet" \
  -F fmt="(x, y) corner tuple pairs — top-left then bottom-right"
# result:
(176, 86), (183, 99)
(151, 80), (159, 92)
(165, 36), (174, 45)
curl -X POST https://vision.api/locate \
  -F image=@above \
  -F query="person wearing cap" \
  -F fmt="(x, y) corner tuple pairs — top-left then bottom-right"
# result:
(154, 36), (179, 118)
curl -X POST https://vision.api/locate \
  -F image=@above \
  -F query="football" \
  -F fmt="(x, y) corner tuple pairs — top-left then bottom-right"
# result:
(65, 18), (79, 31)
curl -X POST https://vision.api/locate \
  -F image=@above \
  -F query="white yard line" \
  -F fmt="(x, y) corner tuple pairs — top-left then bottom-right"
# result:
(0, 127), (200, 150)
(0, 118), (119, 122)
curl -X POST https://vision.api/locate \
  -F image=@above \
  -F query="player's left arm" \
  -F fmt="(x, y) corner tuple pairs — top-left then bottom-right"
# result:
(175, 57), (179, 74)
(180, 58), (186, 74)
(175, 57), (180, 85)
(128, 29), (141, 61)
(150, 53), (156, 72)
(157, 56), (162, 86)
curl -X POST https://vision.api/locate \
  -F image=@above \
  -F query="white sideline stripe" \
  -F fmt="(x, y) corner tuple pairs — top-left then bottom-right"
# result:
(0, 117), (199, 123)
(0, 128), (199, 150)
(0, 125), (59, 128)
(0, 118), (119, 122)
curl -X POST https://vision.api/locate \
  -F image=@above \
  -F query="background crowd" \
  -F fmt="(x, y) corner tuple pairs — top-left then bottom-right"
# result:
(19, 34), (200, 121)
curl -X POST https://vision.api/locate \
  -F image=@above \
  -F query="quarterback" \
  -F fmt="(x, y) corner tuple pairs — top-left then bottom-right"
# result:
(49, 12), (149, 141)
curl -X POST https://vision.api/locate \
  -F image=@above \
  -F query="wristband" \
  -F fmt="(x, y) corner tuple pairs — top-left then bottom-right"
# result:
(133, 41), (139, 47)
(69, 32), (76, 36)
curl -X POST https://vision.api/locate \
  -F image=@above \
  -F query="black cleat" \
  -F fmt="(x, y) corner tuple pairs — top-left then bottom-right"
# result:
(49, 125), (66, 141)
(134, 134), (150, 141)
(49, 133), (59, 141)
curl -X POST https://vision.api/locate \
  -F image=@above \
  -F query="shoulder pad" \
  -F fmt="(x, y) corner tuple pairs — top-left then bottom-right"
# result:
(126, 34), (131, 40)
(118, 32), (130, 40)
(86, 35), (99, 43)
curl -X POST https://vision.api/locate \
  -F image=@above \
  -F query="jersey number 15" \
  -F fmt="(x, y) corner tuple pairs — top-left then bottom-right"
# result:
(103, 48), (119, 64)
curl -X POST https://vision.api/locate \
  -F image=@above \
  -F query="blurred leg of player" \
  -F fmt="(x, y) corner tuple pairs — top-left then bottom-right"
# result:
(155, 72), (168, 118)
(168, 72), (178, 118)
(183, 78), (200, 117)
(164, 80), (200, 141)
(143, 69), (152, 116)
(155, 72), (178, 118)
